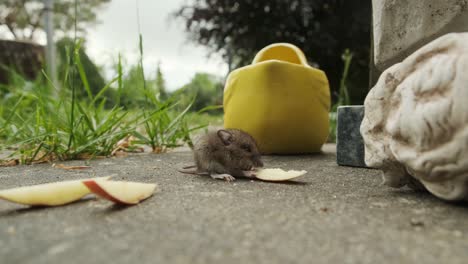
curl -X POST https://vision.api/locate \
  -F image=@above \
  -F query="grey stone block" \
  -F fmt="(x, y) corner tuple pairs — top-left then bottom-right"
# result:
(336, 105), (367, 167)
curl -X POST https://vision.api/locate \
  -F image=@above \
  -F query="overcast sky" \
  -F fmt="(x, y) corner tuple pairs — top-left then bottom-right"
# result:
(85, 0), (228, 91)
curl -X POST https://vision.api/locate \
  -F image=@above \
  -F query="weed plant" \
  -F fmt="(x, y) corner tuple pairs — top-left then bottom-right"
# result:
(328, 49), (353, 143)
(0, 41), (197, 164)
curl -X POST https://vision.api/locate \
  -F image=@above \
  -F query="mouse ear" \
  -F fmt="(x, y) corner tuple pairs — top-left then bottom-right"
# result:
(217, 130), (233, 145)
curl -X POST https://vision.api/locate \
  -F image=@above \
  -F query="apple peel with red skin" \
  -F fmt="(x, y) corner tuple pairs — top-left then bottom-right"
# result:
(83, 180), (157, 205)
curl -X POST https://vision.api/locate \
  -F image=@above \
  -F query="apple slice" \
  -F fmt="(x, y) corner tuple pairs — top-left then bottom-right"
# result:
(0, 176), (111, 206)
(83, 180), (157, 205)
(255, 168), (307, 181)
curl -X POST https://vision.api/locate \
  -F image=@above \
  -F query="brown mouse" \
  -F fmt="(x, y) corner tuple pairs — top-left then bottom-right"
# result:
(179, 129), (264, 181)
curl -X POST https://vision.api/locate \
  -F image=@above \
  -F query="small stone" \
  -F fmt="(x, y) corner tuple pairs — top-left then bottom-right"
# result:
(319, 207), (329, 213)
(7, 226), (15, 235)
(453, 230), (463, 237)
(336, 105), (367, 167)
(410, 218), (425, 227)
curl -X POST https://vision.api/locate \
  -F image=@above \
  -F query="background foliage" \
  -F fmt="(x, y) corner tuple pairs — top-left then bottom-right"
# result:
(56, 37), (106, 98)
(0, 0), (110, 40)
(175, 0), (371, 104)
(178, 73), (223, 113)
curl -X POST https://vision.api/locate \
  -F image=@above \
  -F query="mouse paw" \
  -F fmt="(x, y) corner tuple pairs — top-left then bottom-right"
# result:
(211, 174), (236, 182)
(242, 170), (257, 178)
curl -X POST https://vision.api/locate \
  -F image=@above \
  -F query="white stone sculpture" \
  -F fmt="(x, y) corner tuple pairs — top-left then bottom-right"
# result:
(361, 33), (468, 201)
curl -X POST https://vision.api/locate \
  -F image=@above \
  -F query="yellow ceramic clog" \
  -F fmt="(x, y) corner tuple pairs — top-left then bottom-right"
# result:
(223, 43), (330, 154)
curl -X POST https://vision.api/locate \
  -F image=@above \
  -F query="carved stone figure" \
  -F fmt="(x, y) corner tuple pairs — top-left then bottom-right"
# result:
(361, 33), (468, 201)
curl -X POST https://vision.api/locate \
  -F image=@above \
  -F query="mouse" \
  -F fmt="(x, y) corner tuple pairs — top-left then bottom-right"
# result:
(178, 129), (264, 181)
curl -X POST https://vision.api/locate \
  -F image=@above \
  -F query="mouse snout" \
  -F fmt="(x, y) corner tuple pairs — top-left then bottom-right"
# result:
(253, 155), (264, 168)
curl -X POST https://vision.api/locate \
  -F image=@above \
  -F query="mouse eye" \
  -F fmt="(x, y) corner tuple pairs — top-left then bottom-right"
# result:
(241, 144), (251, 152)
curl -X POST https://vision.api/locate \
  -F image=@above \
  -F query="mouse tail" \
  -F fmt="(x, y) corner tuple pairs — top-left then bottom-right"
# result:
(178, 165), (209, 176)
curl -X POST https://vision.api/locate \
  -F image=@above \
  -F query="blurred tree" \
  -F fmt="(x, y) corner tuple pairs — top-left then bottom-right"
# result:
(0, 0), (110, 41)
(155, 62), (168, 100)
(175, 0), (371, 104)
(178, 72), (223, 113)
(111, 60), (172, 109)
(118, 63), (147, 109)
(56, 37), (108, 100)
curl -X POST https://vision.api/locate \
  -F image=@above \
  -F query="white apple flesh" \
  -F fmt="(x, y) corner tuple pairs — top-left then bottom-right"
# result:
(255, 168), (307, 181)
(83, 180), (157, 205)
(0, 176), (111, 206)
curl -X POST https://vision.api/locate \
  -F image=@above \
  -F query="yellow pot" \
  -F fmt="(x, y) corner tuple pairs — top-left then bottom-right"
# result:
(223, 43), (331, 154)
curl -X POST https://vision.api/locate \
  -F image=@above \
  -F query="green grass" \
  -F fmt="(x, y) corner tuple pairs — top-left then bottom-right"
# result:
(128, 34), (197, 152)
(0, 41), (205, 164)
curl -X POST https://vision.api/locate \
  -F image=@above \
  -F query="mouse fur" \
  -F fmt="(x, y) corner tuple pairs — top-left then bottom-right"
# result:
(179, 129), (263, 181)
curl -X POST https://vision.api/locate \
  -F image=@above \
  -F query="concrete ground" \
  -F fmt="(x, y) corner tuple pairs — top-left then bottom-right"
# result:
(0, 144), (467, 264)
